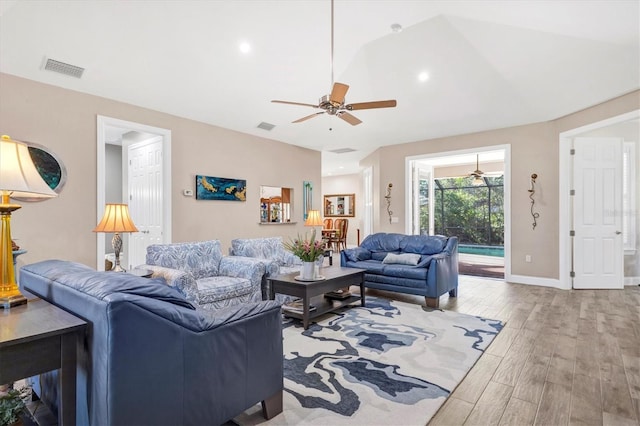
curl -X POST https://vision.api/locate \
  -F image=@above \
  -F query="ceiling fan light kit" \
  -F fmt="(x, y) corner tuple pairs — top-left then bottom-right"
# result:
(271, 0), (397, 126)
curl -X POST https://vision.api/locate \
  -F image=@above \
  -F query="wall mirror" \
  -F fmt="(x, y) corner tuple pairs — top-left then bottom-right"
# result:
(324, 193), (355, 217)
(260, 186), (292, 223)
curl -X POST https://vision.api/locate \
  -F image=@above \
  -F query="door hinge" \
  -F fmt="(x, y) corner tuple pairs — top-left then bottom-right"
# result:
(129, 194), (132, 200)
(570, 189), (575, 196)
(570, 271), (575, 278)
(570, 230), (575, 236)
(570, 149), (575, 155)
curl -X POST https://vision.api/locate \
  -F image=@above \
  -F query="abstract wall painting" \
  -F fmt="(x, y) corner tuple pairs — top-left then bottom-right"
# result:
(196, 175), (246, 201)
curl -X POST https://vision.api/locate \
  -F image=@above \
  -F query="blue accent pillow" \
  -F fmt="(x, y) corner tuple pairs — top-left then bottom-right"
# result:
(345, 247), (371, 262)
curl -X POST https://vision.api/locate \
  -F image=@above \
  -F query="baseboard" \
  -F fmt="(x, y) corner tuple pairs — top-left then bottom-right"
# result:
(506, 274), (567, 290)
(625, 276), (640, 286)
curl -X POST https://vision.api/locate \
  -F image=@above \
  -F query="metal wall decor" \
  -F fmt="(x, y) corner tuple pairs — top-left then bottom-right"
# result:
(528, 173), (539, 230)
(303, 181), (313, 220)
(385, 183), (393, 224)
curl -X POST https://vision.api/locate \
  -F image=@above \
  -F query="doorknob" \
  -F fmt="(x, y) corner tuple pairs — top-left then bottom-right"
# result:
(142, 230), (150, 234)
(615, 231), (622, 235)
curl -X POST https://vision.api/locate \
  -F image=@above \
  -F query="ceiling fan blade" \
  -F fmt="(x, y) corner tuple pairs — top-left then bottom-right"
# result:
(346, 100), (397, 110)
(330, 82), (349, 104)
(272, 100), (319, 108)
(292, 111), (325, 123)
(338, 111), (362, 126)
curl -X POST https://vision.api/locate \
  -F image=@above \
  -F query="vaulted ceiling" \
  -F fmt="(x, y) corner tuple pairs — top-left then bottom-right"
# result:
(1, 1), (638, 175)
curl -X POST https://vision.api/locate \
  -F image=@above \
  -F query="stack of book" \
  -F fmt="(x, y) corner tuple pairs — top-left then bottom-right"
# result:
(283, 299), (316, 313)
(325, 289), (352, 300)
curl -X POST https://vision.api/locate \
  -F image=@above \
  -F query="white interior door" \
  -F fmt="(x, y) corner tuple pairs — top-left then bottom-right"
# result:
(573, 137), (623, 289)
(127, 137), (163, 269)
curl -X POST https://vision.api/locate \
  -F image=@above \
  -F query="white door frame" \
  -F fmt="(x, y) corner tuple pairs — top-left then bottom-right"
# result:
(404, 144), (511, 279)
(559, 109), (639, 289)
(96, 115), (172, 270)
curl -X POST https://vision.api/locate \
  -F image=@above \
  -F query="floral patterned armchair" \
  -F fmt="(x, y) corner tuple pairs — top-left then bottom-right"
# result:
(141, 240), (265, 311)
(229, 237), (323, 301)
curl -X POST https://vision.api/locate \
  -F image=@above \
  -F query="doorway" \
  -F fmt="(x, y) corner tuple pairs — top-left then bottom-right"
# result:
(405, 144), (511, 279)
(559, 110), (639, 289)
(96, 116), (172, 271)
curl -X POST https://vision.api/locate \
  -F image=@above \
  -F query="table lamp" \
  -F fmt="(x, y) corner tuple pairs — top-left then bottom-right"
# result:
(0, 135), (57, 309)
(93, 203), (139, 272)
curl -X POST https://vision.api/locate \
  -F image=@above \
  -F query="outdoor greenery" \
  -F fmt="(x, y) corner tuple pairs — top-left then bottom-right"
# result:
(419, 176), (504, 246)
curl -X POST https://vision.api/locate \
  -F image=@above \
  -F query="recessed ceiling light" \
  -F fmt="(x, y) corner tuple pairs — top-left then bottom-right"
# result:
(391, 23), (403, 33)
(239, 42), (251, 54)
(418, 71), (429, 82)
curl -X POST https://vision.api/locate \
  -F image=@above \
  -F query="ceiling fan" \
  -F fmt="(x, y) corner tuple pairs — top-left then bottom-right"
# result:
(469, 154), (503, 185)
(271, 0), (397, 126)
(469, 155), (485, 182)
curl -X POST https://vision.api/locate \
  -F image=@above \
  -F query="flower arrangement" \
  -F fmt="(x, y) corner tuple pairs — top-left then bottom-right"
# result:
(283, 230), (325, 262)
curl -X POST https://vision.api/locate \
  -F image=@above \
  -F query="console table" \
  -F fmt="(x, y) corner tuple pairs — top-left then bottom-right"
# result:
(0, 297), (87, 425)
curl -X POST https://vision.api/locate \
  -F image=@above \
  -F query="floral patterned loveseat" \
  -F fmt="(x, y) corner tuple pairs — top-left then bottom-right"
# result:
(141, 240), (266, 311)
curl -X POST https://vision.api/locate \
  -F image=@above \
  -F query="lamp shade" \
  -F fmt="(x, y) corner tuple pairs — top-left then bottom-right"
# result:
(304, 209), (323, 227)
(0, 135), (57, 199)
(93, 204), (139, 233)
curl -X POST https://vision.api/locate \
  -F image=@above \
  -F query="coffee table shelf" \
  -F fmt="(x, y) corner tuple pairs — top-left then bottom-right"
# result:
(268, 267), (365, 329)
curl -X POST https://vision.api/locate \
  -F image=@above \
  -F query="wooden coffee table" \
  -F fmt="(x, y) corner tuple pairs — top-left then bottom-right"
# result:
(268, 267), (365, 329)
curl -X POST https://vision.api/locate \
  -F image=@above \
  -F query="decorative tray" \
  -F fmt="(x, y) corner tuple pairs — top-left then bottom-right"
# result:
(294, 275), (326, 282)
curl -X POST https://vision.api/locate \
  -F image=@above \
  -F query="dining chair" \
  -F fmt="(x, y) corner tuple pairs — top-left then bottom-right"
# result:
(331, 219), (349, 252)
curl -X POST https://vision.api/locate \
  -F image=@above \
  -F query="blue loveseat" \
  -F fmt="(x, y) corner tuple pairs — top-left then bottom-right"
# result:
(340, 233), (458, 308)
(20, 260), (284, 426)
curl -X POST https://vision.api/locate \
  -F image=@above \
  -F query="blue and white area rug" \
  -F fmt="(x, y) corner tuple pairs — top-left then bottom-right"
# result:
(235, 297), (503, 425)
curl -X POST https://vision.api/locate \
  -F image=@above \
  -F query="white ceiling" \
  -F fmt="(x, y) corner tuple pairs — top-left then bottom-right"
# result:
(1, 1), (638, 176)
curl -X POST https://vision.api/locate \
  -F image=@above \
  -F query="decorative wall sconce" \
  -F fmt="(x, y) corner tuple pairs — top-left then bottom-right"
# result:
(528, 173), (540, 230)
(385, 183), (393, 224)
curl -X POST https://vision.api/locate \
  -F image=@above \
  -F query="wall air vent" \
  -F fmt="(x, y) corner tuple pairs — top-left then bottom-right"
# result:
(44, 58), (85, 78)
(329, 148), (356, 154)
(257, 122), (275, 131)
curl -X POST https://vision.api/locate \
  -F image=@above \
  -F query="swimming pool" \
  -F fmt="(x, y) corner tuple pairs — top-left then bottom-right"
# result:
(458, 244), (504, 257)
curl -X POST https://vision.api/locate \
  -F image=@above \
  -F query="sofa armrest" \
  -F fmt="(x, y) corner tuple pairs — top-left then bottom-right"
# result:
(140, 264), (199, 303)
(219, 256), (266, 289)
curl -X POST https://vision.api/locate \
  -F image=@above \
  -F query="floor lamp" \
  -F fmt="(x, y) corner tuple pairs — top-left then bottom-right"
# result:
(0, 135), (57, 309)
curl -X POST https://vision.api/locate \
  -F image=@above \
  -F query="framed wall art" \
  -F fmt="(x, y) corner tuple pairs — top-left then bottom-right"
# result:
(196, 175), (246, 201)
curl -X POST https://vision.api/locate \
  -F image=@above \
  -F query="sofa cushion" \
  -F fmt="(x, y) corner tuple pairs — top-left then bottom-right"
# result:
(371, 251), (394, 261)
(381, 264), (429, 281)
(195, 276), (254, 305)
(400, 235), (448, 255)
(382, 252), (421, 266)
(360, 233), (405, 252)
(344, 247), (372, 262)
(146, 240), (222, 279)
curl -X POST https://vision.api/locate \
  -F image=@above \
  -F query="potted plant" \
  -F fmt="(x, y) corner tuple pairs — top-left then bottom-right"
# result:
(283, 230), (325, 280)
(0, 386), (30, 426)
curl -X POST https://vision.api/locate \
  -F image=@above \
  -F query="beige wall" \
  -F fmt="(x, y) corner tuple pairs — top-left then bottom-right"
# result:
(321, 173), (361, 247)
(362, 90), (640, 281)
(0, 73), (321, 269)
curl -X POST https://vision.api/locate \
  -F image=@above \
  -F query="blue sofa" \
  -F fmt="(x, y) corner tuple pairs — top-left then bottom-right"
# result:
(20, 260), (284, 426)
(340, 233), (458, 308)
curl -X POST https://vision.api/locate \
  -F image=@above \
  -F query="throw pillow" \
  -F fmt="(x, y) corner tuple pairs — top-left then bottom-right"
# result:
(382, 252), (421, 266)
(345, 247), (372, 262)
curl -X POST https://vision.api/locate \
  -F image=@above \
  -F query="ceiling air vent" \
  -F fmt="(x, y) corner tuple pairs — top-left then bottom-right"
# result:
(257, 122), (276, 131)
(329, 148), (356, 154)
(44, 58), (84, 78)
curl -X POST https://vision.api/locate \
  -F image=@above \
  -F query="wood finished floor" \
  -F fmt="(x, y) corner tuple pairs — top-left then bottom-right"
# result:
(367, 275), (640, 426)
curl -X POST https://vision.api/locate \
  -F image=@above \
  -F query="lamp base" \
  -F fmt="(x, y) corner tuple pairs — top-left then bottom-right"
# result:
(1, 294), (27, 309)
